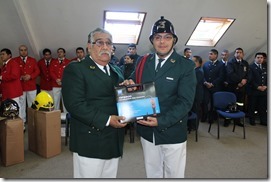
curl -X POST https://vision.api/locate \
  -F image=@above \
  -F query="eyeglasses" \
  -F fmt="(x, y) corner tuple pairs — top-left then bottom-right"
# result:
(153, 34), (174, 41)
(92, 40), (112, 47)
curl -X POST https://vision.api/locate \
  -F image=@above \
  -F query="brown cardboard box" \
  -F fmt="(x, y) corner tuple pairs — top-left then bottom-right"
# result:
(27, 108), (61, 158)
(27, 108), (37, 153)
(0, 117), (24, 166)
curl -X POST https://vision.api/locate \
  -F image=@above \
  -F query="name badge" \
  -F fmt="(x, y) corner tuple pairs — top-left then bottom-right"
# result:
(166, 77), (174, 80)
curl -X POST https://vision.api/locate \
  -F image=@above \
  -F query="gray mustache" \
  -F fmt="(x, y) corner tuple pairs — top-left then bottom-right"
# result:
(99, 51), (111, 57)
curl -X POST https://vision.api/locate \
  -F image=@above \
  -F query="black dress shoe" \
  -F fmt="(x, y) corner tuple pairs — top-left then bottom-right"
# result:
(260, 122), (267, 126)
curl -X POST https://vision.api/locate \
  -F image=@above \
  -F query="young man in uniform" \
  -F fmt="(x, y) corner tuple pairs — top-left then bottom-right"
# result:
(122, 16), (196, 178)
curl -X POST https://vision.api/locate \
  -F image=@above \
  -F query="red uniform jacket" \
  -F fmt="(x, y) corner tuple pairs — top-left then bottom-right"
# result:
(38, 58), (53, 90)
(1, 59), (23, 100)
(14, 56), (40, 91)
(49, 58), (70, 87)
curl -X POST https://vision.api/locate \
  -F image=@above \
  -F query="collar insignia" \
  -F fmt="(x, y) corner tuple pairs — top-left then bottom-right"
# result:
(244, 66), (247, 72)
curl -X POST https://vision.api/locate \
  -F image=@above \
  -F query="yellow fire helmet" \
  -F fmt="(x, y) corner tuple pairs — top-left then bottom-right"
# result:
(31, 91), (54, 111)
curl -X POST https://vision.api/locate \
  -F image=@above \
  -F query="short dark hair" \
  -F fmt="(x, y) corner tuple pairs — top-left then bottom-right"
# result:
(1, 48), (12, 56)
(125, 53), (136, 60)
(184, 48), (191, 53)
(235, 47), (243, 53)
(76, 47), (84, 52)
(42, 48), (51, 55)
(57, 48), (66, 53)
(255, 52), (265, 58)
(193, 55), (202, 65)
(128, 43), (136, 48)
(210, 49), (218, 55)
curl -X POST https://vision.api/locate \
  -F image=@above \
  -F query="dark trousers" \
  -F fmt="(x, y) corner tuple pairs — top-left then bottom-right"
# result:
(188, 101), (202, 130)
(248, 94), (267, 124)
(202, 90), (216, 123)
(227, 85), (247, 112)
(192, 101), (202, 122)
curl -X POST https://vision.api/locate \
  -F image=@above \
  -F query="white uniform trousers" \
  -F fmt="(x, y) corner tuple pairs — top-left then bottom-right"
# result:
(73, 153), (120, 178)
(19, 90), (36, 123)
(52, 87), (67, 112)
(12, 97), (22, 121)
(140, 137), (187, 178)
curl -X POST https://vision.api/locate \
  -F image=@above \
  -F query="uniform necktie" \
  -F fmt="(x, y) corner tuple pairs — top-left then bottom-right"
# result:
(46, 60), (50, 67)
(156, 58), (164, 73)
(59, 59), (63, 64)
(104, 66), (109, 76)
(22, 57), (26, 63)
(259, 64), (262, 70)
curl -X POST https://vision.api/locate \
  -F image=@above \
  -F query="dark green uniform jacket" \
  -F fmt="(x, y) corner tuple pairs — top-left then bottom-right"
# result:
(131, 50), (196, 145)
(62, 56), (124, 159)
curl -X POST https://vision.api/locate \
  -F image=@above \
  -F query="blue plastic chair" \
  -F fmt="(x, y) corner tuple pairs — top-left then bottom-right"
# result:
(208, 91), (246, 139)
